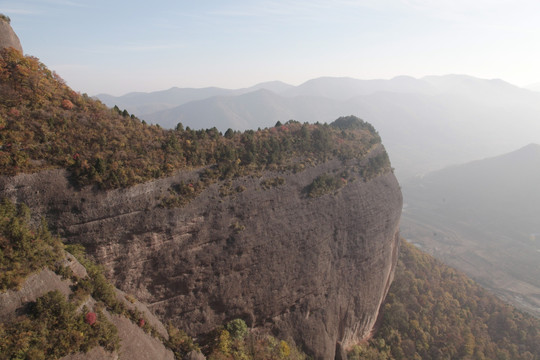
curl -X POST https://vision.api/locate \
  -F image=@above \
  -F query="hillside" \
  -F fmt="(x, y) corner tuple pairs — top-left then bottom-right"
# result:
(401, 144), (540, 317)
(353, 241), (540, 360)
(0, 199), (175, 359)
(0, 47), (385, 190)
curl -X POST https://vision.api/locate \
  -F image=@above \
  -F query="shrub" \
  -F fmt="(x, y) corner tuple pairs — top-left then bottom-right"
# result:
(166, 323), (199, 358)
(260, 176), (285, 190)
(61, 99), (74, 110)
(225, 319), (248, 339)
(85, 312), (97, 326)
(0, 199), (64, 291)
(305, 173), (343, 198)
(1, 290), (120, 358)
(360, 152), (391, 180)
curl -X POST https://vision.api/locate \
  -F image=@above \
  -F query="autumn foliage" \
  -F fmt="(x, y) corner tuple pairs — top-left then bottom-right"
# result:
(61, 99), (74, 110)
(0, 47), (385, 189)
(351, 241), (540, 360)
(85, 312), (97, 326)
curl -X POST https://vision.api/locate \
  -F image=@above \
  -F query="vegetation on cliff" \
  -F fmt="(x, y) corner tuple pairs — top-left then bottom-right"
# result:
(0, 289), (120, 359)
(7, 196), (540, 360)
(0, 199), (120, 359)
(0, 199), (309, 359)
(0, 48), (388, 189)
(350, 241), (540, 360)
(198, 318), (306, 360)
(0, 199), (63, 290)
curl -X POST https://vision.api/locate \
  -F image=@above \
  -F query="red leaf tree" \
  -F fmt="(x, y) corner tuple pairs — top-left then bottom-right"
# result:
(85, 312), (97, 326)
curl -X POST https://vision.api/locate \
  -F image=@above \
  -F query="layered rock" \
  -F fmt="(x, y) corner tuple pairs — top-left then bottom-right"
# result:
(0, 145), (402, 359)
(0, 15), (23, 53)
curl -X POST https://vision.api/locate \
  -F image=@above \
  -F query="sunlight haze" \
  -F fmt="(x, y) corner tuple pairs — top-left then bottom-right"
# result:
(5, 0), (540, 95)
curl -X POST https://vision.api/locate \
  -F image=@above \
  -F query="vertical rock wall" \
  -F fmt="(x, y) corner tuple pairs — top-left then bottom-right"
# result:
(0, 150), (402, 359)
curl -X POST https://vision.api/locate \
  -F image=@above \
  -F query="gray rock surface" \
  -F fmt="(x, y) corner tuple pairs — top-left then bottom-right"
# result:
(0, 17), (23, 53)
(0, 268), (71, 322)
(0, 147), (402, 359)
(184, 350), (206, 360)
(60, 346), (118, 360)
(0, 252), (174, 360)
(108, 314), (174, 360)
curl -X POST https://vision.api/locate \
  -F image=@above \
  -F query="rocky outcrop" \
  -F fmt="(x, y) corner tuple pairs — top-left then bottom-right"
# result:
(0, 145), (402, 359)
(0, 15), (23, 53)
(0, 251), (174, 360)
(0, 268), (71, 323)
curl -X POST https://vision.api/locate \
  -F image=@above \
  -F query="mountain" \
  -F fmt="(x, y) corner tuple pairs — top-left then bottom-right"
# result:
(0, 40), (402, 360)
(95, 81), (294, 118)
(0, 199), (178, 359)
(4, 20), (540, 360)
(144, 89), (344, 130)
(95, 86), (239, 117)
(101, 75), (540, 180)
(0, 199), (307, 360)
(247, 80), (295, 93)
(281, 75), (436, 100)
(401, 143), (540, 317)
(422, 74), (540, 105)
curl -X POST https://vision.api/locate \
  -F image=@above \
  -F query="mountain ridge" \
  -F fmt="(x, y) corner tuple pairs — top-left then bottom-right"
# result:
(96, 75), (540, 180)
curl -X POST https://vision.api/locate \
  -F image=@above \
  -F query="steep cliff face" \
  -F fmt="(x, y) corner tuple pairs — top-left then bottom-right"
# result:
(0, 145), (402, 359)
(0, 16), (23, 53)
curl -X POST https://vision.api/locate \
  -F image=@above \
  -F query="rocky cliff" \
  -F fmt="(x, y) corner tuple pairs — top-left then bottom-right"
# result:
(0, 22), (402, 358)
(0, 144), (402, 359)
(0, 15), (23, 53)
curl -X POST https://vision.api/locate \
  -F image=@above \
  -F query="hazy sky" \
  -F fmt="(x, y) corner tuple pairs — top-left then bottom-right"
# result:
(4, 0), (540, 95)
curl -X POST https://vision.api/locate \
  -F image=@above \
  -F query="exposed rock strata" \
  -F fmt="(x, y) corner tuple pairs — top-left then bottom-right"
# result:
(0, 146), (402, 359)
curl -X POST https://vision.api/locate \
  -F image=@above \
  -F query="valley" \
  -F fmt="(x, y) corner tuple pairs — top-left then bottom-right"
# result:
(402, 144), (540, 318)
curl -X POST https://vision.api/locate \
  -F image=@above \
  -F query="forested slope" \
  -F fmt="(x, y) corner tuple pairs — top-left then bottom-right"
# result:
(0, 48), (385, 189)
(351, 241), (540, 360)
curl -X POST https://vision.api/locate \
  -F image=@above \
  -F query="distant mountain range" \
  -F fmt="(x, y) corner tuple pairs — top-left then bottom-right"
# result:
(96, 75), (540, 179)
(95, 80), (295, 119)
(401, 143), (540, 317)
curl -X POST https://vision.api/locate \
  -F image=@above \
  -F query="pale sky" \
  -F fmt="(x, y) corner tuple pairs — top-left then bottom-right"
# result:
(3, 0), (540, 95)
